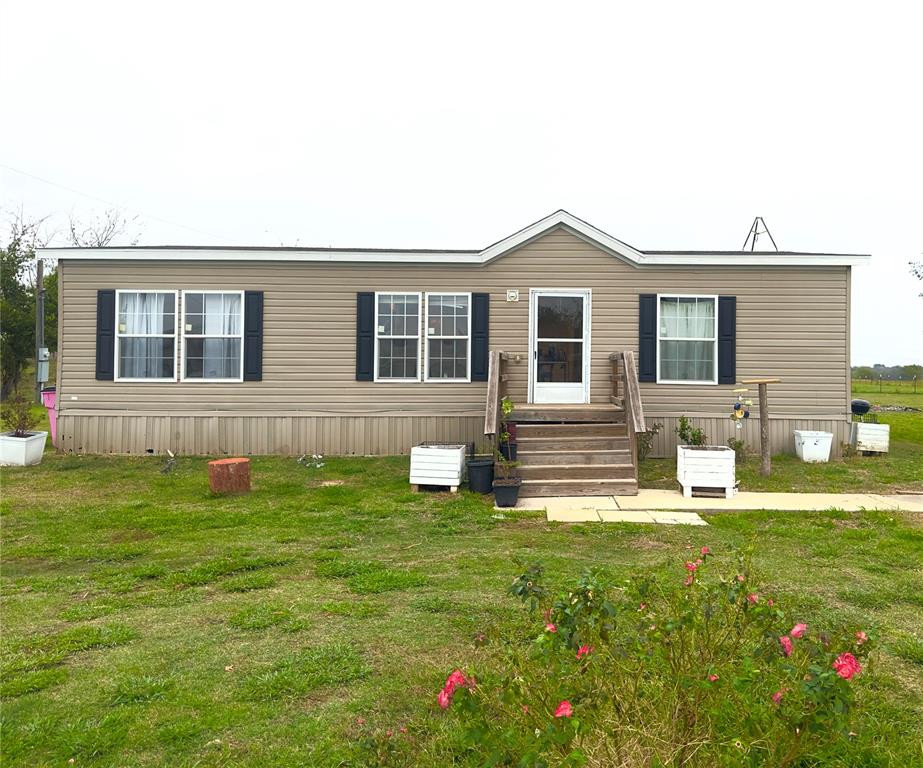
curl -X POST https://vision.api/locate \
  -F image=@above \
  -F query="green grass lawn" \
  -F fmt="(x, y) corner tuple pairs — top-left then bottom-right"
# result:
(641, 388), (923, 494)
(2, 452), (923, 766)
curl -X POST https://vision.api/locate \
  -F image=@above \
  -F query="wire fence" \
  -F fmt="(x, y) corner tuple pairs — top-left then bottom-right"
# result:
(852, 377), (919, 394)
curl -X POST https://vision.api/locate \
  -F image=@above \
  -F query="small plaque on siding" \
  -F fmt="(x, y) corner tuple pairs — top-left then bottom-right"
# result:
(506, 290), (519, 302)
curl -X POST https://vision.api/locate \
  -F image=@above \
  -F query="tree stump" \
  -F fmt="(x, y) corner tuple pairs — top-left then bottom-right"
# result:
(208, 458), (251, 494)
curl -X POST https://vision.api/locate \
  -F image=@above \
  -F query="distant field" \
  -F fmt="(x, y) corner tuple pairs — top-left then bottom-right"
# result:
(852, 378), (922, 398)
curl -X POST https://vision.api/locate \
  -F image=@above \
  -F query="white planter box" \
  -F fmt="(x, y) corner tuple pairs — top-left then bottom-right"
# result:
(676, 445), (736, 498)
(0, 431), (48, 466)
(794, 430), (833, 462)
(410, 443), (467, 491)
(850, 422), (890, 454)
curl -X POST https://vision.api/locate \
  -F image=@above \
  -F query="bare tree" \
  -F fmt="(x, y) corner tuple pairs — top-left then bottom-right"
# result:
(69, 208), (142, 247)
(912, 258), (923, 297)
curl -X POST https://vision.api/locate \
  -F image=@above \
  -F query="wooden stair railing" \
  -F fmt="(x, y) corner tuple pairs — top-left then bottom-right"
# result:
(483, 350), (507, 447)
(609, 351), (646, 479)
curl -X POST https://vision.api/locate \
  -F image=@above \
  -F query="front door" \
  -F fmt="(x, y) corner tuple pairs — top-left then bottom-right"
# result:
(529, 289), (591, 404)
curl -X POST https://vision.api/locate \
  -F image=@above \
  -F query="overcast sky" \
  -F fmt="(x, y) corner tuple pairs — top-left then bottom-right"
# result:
(2, 1), (921, 365)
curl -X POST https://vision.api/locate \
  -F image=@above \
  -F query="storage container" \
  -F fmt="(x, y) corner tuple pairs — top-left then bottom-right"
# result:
(409, 443), (467, 491)
(794, 430), (833, 463)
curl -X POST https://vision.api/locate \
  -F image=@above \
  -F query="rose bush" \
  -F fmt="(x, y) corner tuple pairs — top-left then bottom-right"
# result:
(437, 549), (874, 767)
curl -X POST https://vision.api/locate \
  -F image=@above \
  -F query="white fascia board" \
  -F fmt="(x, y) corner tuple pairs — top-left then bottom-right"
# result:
(638, 252), (871, 267)
(37, 209), (872, 268)
(477, 209), (646, 264)
(38, 248), (483, 264)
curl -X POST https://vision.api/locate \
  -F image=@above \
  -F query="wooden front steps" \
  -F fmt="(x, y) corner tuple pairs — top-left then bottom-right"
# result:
(513, 405), (638, 497)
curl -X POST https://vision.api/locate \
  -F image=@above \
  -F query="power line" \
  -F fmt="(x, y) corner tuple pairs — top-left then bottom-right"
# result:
(0, 162), (227, 241)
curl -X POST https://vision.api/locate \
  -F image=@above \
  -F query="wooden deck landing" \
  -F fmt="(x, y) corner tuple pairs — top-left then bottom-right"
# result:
(512, 404), (624, 423)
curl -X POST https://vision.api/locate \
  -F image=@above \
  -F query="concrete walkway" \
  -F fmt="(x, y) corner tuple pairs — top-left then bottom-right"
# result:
(513, 490), (923, 524)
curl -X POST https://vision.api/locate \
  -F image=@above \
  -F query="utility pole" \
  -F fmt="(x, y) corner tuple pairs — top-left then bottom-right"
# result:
(35, 257), (45, 403)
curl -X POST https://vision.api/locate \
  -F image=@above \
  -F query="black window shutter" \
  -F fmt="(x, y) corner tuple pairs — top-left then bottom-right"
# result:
(95, 289), (116, 380)
(637, 294), (656, 382)
(243, 291), (264, 381)
(356, 292), (375, 381)
(717, 295), (737, 385)
(470, 292), (489, 382)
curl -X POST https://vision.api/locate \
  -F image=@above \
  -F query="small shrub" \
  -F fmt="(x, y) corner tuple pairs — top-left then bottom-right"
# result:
(727, 436), (748, 461)
(1, 394), (41, 437)
(437, 551), (875, 766)
(676, 415), (707, 446)
(637, 422), (663, 461)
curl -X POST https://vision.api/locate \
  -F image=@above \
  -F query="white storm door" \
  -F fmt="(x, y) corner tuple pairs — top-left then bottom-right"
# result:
(529, 289), (591, 404)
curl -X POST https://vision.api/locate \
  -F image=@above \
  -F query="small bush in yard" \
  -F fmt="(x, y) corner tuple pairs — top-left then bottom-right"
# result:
(437, 550), (875, 767)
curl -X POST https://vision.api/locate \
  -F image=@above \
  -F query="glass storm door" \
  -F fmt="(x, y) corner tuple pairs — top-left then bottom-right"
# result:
(530, 290), (590, 404)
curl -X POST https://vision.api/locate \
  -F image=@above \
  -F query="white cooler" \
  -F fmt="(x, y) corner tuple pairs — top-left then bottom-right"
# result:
(794, 430), (833, 463)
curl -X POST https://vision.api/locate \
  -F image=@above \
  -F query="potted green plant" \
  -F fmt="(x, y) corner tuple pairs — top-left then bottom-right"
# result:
(0, 395), (48, 466)
(498, 395), (517, 461)
(492, 448), (522, 508)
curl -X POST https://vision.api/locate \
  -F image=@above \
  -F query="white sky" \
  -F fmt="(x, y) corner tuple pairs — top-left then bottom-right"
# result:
(2, 1), (921, 365)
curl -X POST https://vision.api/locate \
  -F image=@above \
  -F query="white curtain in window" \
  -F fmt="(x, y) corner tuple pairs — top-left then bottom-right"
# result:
(119, 293), (174, 379)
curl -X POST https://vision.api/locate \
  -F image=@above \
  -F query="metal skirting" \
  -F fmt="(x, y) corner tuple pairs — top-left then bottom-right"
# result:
(56, 413), (485, 456)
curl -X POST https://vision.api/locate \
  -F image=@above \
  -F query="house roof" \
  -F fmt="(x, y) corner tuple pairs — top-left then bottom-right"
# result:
(38, 210), (870, 267)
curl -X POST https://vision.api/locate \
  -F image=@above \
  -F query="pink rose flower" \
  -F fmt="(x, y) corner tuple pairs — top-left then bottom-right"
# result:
(700, 546), (711, 556)
(683, 575), (694, 587)
(833, 652), (861, 680)
(771, 689), (785, 704)
(736, 574), (745, 583)
(545, 623), (557, 633)
(554, 700), (573, 718)
(789, 623), (808, 639)
(576, 645), (593, 660)
(437, 688), (451, 709)
(856, 631), (868, 645)
(767, 599), (775, 607)
(684, 561), (698, 572)
(746, 593), (759, 604)
(779, 636), (793, 657)
(707, 674), (719, 682)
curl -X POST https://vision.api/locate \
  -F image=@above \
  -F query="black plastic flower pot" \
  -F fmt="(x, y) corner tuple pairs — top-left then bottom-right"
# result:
(499, 441), (518, 461)
(493, 478), (522, 508)
(466, 457), (495, 494)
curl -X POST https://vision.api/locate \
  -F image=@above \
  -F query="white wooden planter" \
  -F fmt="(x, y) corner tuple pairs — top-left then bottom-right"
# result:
(0, 431), (48, 466)
(676, 445), (737, 498)
(850, 422), (890, 454)
(409, 443), (467, 492)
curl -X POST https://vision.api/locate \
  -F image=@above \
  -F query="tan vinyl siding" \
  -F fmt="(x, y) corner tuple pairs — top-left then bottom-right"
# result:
(57, 228), (850, 455)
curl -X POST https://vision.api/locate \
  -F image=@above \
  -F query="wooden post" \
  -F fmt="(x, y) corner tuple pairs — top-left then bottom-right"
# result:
(208, 458), (251, 494)
(741, 378), (781, 477)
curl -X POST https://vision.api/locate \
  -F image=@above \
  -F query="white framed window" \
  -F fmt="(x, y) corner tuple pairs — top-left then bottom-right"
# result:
(115, 290), (178, 381)
(181, 291), (244, 382)
(656, 294), (718, 384)
(424, 292), (471, 382)
(374, 292), (422, 381)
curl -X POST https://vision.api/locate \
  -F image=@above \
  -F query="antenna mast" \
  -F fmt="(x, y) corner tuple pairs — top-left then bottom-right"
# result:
(742, 217), (778, 252)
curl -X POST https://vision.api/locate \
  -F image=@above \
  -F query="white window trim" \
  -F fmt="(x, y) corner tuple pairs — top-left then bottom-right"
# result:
(114, 289), (179, 383)
(656, 293), (719, 386)
(373, 291), (423, 383)
(423, 292), (472, 383)
(180, 290), (245, 383)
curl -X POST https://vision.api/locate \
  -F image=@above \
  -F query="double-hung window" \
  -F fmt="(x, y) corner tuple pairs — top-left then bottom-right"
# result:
(375, 292), (421, 381)
(115, 290), (177, 381)
(425, 293), (470, 381)
(181, 291), (244, 381)
(657, 295), (717, 384)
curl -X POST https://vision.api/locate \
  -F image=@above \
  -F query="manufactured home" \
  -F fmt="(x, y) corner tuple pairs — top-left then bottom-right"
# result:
(40, 210), (868, 495)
